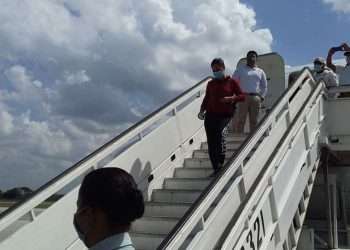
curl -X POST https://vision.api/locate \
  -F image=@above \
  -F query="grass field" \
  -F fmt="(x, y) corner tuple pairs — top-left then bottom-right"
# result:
(0, 200), (54, 209)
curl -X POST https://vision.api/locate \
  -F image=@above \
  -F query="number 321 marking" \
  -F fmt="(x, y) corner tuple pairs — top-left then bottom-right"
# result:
(240, 211), (266, 250)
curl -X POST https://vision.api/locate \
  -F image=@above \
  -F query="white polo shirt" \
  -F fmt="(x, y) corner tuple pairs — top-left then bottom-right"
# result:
(314, 68), (338, 88)
(232, 65), (268, 97)
(336, 65), (350, 85)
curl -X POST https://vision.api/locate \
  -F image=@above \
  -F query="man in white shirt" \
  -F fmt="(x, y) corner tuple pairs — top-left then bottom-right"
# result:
(313, 57), (338, 98)
(327, 42), (350, 85)
(233, 50), (268, 133)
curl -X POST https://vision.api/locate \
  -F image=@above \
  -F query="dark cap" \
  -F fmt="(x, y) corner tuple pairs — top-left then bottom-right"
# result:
(247, 50), (258, 57)
(313, 57), (326, 64)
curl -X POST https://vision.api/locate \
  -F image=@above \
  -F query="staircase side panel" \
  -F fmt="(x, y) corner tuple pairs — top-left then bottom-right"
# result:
(0, 187), (81, 250)
(272, 126), (308, 213)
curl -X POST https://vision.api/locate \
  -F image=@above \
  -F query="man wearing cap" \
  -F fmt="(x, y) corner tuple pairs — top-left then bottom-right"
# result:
(232, 50), (267, 133)
(327, 42), (350, 85)
(313, 57), (338, 97)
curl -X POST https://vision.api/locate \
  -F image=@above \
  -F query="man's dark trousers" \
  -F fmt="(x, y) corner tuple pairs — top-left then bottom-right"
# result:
(204, 113), (231, 172)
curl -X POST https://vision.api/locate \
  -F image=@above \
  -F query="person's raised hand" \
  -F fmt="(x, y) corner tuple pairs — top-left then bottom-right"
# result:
(342, 42), (350, 51)
(330, 45), (344, 54)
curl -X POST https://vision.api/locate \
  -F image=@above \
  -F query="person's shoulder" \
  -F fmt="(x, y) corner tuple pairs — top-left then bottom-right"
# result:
(233, 65), (246, 75)
(324, 67), (336, 75)
(255, 66), (266, 73)
(208, 78), (217, 85)
(227, 76), (238, 83)
(119, 245), (135, 250)
(220, 76), (234, 84)
(208, 78), (221, 87)
(226, 76), (240, 87)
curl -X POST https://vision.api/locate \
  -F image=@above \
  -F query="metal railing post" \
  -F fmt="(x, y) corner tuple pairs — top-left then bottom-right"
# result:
(331, 179), (338, 248)
(321, 147), (333, 248)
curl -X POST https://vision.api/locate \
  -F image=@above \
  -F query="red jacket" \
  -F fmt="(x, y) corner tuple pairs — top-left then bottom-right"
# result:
(200, 76), (245, 115)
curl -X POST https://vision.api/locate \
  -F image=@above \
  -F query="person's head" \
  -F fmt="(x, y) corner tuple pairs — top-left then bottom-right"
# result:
(344, 51), (350, 65)
(211, 58), (226, 79)
(74, 167), (144, 247)
(313, 57), (326, 73)
(246, 50), (258, 67)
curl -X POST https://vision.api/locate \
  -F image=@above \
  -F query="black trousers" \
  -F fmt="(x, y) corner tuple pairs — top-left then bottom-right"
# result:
(204, 113), (231, 172)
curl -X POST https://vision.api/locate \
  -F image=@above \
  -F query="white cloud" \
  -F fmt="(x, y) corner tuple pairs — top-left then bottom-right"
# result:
(33, 80), (43, 88)
(323, 0), (350, 13)
(5, 65), (39, 92)
(0, 0), (273, 190)
(64, 70), (90, 85)
(21, 116), (72, 158)
(0, 108), (14, 136)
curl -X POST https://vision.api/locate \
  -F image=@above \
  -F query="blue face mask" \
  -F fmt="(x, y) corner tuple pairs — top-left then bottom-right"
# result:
(213, 70), (225, 79)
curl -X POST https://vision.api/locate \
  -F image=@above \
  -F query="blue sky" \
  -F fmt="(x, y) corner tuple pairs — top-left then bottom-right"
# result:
(243, 0), (350, 66)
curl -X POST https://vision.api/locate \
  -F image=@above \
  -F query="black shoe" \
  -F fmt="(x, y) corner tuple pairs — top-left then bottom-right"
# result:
(209, 168), (221, 178)
(217, 163), (223, 169)
(209, 170), (218, 178)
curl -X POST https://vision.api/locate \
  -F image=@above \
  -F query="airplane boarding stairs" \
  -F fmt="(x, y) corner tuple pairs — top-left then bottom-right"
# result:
(0, 65), (349, 250)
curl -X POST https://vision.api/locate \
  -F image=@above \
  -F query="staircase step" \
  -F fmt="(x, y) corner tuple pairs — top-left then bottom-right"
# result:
(184, 158), (220, 168)
(174, 167), (214, 178)
(152, 189), (202, 203)
(164, 178), (212, 190)
(226, 134), (247, 142)
(184, 158), (212, 168)
(144, 202), (192, 218)
(193, 149), (236, 159)
(201, 141), (241, 150)
(131, 216), (179, 235)
(129, 133), (246, 249)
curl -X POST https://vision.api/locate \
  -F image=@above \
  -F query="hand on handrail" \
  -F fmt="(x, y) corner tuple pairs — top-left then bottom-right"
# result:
(197, 111), (205, 120)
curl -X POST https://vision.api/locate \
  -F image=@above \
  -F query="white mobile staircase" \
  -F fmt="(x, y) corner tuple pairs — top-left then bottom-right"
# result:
(0, 53), (349, 250)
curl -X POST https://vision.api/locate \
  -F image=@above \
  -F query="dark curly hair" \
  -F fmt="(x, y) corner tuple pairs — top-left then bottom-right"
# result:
(79, 167), (144, 227)
(211, 58), (225, 68)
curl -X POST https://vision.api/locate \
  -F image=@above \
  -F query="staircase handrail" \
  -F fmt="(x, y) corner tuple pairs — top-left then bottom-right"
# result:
(219, 75), (324, 249)
(158, 68), (318, 249)
(0, 77), (211, 233)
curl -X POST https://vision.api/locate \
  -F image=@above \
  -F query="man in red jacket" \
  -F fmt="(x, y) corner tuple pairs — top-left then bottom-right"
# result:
(198, 58), (245, 175)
